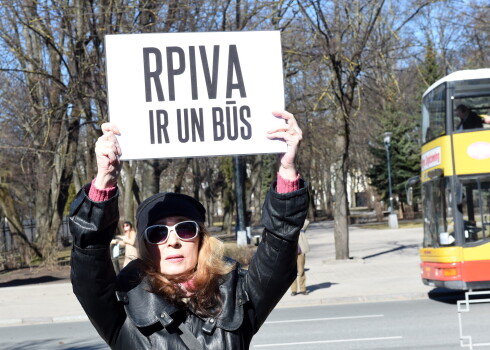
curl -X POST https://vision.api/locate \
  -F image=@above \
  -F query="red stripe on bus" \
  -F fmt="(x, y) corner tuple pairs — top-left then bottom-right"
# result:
(421, 260), (490, 282)
(461, 260), (490, 281)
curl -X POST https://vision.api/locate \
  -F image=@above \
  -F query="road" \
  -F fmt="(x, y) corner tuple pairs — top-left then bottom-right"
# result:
(1, 297), (489, 349)
(0, 320), (107, 350)
(251, 296), (490, 349)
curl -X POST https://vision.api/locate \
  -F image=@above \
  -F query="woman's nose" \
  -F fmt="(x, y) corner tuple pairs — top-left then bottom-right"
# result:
(166, 230), (180, 246)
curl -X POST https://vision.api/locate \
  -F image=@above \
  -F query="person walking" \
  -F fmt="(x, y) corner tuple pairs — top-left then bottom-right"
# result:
(291, 219), (310, 296)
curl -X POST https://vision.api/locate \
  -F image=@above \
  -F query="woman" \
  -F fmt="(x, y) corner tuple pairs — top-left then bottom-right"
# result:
(69, 111), (308, 349)
(120, 221), (137, 267)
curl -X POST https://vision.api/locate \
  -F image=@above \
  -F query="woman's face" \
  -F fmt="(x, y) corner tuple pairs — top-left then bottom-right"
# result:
(147, 216), (200, 277)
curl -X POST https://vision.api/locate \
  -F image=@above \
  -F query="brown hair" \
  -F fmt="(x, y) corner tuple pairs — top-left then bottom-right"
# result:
(137, 224), (235, 317)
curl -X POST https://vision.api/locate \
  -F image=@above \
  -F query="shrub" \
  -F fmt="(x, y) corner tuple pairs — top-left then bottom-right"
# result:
(223, 243), (257, 267)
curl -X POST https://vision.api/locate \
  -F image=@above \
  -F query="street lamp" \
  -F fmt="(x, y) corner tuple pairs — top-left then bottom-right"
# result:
(383, 132), (398, 229)
(234, 155), (248, 246)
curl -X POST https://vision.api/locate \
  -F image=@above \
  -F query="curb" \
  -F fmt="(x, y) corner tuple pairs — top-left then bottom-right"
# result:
(0, 314), (88, 327)
(0, 282), (72, 291)
(276, 292), (429, 308)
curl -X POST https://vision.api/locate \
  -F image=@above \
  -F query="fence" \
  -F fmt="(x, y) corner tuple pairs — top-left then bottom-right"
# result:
(0, 217), (72, 254)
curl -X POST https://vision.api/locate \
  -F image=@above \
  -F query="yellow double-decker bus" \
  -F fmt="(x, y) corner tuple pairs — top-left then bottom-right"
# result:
(420, 69), (490, 290)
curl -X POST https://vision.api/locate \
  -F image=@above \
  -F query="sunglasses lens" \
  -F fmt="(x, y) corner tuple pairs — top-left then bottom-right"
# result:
(146, 225), (169, 244)
(176, 222), (198, 240)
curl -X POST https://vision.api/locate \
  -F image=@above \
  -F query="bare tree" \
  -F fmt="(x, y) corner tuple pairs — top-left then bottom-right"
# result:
(0, 0), (134, 263)
(295, 0), (438, 259)
(296, 0), (387, 259)
(2, 0), (477, 267)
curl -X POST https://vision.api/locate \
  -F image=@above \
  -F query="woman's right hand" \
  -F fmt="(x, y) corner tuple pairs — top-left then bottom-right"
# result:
(94, 123), (122, 189)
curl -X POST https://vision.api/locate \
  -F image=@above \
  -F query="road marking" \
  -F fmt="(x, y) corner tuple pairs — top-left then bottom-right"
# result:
(253, 336), (403, 347)
(264, 314), (384, 324)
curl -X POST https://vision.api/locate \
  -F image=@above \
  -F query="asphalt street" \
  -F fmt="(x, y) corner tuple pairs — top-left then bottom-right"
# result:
(2, 299), (490, 349)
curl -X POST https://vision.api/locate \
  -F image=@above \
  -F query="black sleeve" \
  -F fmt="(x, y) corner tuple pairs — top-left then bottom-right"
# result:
(244, 179), (309, 332)
(69, 185), (126, 346)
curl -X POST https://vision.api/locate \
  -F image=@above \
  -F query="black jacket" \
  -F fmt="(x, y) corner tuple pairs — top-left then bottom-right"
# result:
(69, 181), (308, 349)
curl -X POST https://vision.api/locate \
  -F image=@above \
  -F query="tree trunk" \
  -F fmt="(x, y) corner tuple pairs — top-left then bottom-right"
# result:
(122, 162), (137, 223)
(35, 153), (61, 265)
(173, 158), (191, 193)
(333, 133), (350, 260)
(141, 159), (170, 199)
(325, 166), (333, 219)
(222, 187), (235, 235)
(192, 159), (201, 200)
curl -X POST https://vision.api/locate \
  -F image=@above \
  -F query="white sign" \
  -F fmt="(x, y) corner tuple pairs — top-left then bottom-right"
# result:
(421, 146), (441, 171)
(105, 31), (286, 160)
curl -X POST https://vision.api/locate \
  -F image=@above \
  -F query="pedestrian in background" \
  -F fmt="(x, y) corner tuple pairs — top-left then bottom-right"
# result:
(291, 219), (310, 296)
(120, 221), (137, 267)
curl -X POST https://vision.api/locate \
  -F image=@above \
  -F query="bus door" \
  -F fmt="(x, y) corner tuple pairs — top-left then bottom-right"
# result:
(458, 177), (490, 243)
(422, 176), (455, 248)
(457, 176), (490, 283)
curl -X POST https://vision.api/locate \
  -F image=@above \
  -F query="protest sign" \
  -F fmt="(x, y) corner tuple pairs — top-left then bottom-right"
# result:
(105, 31), (286, 160)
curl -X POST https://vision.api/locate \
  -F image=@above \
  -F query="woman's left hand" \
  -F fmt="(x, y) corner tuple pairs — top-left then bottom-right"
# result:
(266, 111), (303, 180)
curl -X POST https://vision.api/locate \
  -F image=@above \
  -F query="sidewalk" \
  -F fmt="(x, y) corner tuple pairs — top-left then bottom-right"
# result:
(277, 221), (430, 308)
(0, 221), (434, 326)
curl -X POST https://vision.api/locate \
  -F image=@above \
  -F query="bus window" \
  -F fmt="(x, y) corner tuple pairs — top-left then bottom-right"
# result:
(422, 84), (446, 143)
(459, 176), (490, 244)
(422, 178), (454, 247)
(453, 104), (483, 130)
(452, 98), (490, 131)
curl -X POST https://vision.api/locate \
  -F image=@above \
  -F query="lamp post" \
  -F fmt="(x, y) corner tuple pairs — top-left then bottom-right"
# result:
(383, 132), (398, 229)
(234, 155), (248, 245)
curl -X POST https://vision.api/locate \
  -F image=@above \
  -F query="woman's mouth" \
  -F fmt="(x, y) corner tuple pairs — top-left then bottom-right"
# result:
(165, 254), (184, 263)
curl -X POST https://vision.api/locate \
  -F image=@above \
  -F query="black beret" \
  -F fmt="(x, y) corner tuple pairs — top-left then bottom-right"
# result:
(136, 192), (206, 236)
